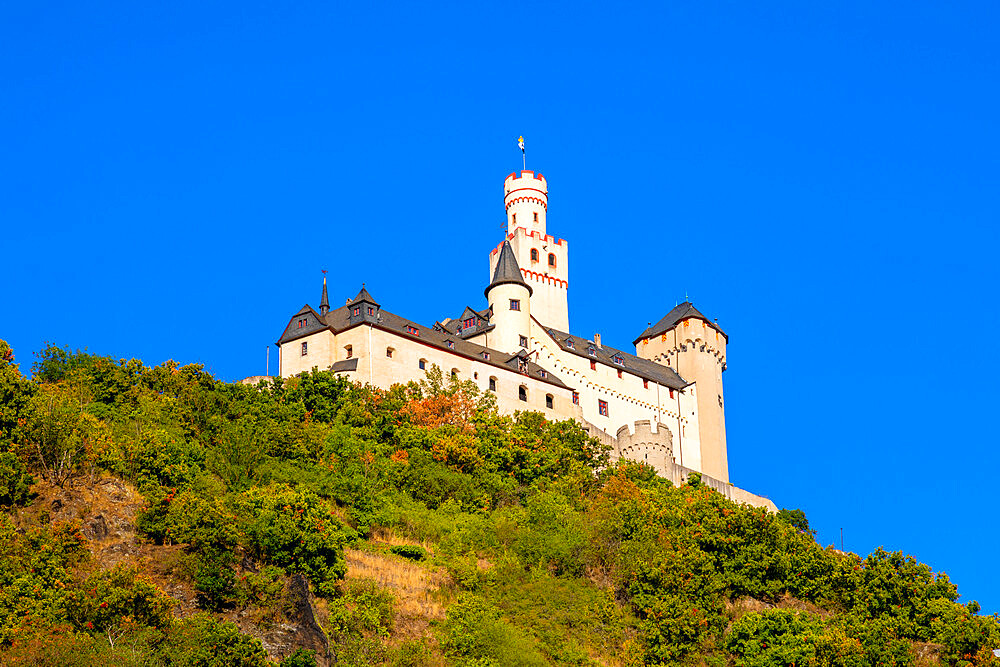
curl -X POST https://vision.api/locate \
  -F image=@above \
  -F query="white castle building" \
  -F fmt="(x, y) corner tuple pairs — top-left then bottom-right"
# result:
(275, 169), (774, 509)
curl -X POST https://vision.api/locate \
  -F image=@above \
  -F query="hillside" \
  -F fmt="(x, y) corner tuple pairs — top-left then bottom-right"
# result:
(0, 339), (998, 666)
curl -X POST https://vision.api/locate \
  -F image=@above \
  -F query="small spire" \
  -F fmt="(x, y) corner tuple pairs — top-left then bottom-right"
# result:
(485, 240), (532, 297)
(319, 270), (330, 316)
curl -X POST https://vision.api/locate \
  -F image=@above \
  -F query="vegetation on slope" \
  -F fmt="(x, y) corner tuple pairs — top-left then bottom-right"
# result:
(0, 338), (997, 666)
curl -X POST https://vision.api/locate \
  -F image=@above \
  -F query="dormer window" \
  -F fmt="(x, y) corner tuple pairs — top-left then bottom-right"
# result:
(566, 339), (575, 349)
(588, 347), (596, 356)
(612, 354), (624, 365)
(353, 307), (360, 316)
(447, 340), (454, 349)
(367, 306), (374, 316)
(463, 317), (476, 329)
(406, 325), (419, 336)
(482, 352), (490, 360)
(539, 370), (547, 378)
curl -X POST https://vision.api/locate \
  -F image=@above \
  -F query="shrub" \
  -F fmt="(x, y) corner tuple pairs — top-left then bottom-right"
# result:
(163, 613), (270, 667)
(0, 451), (33, 507)
(234, 485), (357, 597)
(388, 545), (427, 561)
(440, 594), (546, 666)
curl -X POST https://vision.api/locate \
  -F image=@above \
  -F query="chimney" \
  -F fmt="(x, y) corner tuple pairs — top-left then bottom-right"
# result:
(594, 333), (602, 349)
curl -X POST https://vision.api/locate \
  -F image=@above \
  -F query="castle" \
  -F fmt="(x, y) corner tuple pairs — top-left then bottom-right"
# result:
(275, 169), (774, 510)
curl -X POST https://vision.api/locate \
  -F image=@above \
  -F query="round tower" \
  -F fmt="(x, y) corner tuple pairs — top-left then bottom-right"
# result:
(504, 171), (547, 236)
(485, 240), (532, 353)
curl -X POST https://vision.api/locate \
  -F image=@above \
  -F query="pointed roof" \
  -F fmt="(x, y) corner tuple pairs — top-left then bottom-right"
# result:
(319, 277), (330, 314)
(350, 286), (379, 306)
(485, 240), (532, 297)
(632, 302), (727, 345)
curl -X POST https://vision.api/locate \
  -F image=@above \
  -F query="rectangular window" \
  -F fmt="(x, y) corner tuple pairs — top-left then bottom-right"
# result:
(669, 388), (675, 399)
(518, 386), (527, 402)
(386, 348), (393, 358)
(590, 360), (596, 371)
(419, 359), (426, 370)
(482, 352), (490, 360)
(463, 317), (475, 329)
(346, 346), (353, 359)
(533, 212), (538, 222)
(643, 379), (649, 389)
(447, 341), (454, 349)
(367, 307), (374, 315)
(509, 299), (520, 311)
(406, 325), (419, 335)
(539, 370), (547, 378)
(598, 400), (609, 417)
(572, 391), (579, 405)
(488, 377), (496, 391)
(617, 369), (622, 379)
(545, 394), (553, 409)
(353, 307), (360, 316)
(300, 342), (308, 356)
(519, 335), (528, 348)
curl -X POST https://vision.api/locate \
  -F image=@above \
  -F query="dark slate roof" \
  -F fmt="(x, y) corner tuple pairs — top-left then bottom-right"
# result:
(541, 325), (689, 391)
(632, 302), (727, 346)
(278, 298), (568, 390)
(351, 287), (379, 306)
(276, 305), (328, 345)
(439, 306), (495, 339)
(485, 240), (532, 297)
(331, 358), (358, 372)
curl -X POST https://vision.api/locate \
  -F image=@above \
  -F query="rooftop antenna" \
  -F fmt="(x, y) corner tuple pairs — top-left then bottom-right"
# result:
(684, 290), (690, 303)
(518, 135), (525, 171)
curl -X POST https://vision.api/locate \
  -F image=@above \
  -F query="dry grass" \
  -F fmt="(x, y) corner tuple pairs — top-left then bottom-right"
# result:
(726, 593), (832, 623)
(344, 547), (449, 640)
(368, 525), (436, 554)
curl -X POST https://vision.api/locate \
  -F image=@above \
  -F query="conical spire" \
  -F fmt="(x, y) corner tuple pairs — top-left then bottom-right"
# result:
(319, 275), (330, 316)
(351, 283), (379, 306)
(485, 240), (532, 297)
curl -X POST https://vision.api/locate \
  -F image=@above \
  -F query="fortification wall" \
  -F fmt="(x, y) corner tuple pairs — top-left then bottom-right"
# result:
(583, 419), (776, 512)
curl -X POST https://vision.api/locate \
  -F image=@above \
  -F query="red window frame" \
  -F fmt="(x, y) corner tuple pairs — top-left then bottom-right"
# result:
(598, 400), (609, 417)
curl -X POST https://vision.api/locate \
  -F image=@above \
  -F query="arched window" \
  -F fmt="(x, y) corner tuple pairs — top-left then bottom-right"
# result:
(345, 345), (353, 359)
(530, 249), (539, 262)
(548, 253), (556, 267)
(518, 385), (527, 402)
(418, 358), (427, 370)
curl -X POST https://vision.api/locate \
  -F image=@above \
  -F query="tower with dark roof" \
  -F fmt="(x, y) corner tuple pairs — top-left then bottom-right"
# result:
(633, 302), (729, 482)
(490, 170), (569, 331)
(485, 240), (532, 354)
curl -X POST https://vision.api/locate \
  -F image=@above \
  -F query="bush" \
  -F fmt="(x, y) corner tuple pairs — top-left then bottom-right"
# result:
(234, 485), (357, 597)
(440, 594), (546, 666)
(388, 545), (427, 561)
(0, 451), (33, 507)
(164, 613), (270, 667)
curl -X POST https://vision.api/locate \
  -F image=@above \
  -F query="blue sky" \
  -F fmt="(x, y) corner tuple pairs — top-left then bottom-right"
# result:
(2, 2), (998, 612)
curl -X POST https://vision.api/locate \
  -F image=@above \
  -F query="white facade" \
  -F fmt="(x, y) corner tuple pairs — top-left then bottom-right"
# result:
(271, 166), (772, 506)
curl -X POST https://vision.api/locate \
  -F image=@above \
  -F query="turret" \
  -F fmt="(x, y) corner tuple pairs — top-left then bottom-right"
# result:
(504, 170), (547, 235)
(485, 240), (532, 353)
(634, 302), (729, 482)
